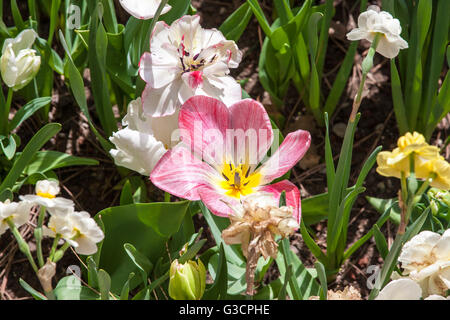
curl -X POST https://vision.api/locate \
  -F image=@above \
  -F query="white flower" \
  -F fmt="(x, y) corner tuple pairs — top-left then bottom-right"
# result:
(119, 0), (171, 20)
(376, 278), (449, 300)
(376, 278), (423, 300)
(0, 200), (32, 235)
(346, 5), (408, 58)
(109, 98), (179, 175)
(0, 29), (41, 91)
(139, 15), (243, 117)
(44, 208), (104, 255)
(398, 230), (450, 297)
(20, 180), (74, 210)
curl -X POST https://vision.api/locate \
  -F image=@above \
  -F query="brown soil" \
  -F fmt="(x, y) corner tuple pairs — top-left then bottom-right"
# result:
(0, 0), (448, 300)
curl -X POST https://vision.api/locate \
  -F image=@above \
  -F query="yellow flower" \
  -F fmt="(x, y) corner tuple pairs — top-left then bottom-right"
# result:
(376, 132), (442, 179)
(416, 159), (450, 190)
(397, 131), (426, 149)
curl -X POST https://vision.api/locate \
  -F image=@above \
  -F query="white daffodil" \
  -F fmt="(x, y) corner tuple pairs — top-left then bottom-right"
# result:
(0, 200), (32, 235)
(109, 98), (179, 176)
(119, 0), (171, 20)
(19, 180), (74, 210)
(398, 230), (450, 297)
(346, 5), (408, 59)
(376, 278), (449, 300)
(44, 208), (104, 255)
(139, 15), (243, 117)
(0, 29), (41, 91)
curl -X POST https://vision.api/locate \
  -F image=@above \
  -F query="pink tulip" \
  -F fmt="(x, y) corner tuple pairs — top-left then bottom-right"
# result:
(150, 96), (311, 220)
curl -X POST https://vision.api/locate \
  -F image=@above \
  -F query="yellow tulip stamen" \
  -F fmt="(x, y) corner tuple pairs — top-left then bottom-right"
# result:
(219, 162), (261, 199)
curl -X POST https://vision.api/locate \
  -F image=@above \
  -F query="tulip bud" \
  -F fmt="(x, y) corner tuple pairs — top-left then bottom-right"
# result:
(168, 259), (206, 300)
(0, 29), (41, 91)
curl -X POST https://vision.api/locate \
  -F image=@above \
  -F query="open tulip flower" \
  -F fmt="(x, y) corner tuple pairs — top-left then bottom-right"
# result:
(119, 0), (171, 20)
(150, 96), (311, 218)
(109, 98), (179, 175)
(139, 15), (242, 117)
(346, 5), (408, 59)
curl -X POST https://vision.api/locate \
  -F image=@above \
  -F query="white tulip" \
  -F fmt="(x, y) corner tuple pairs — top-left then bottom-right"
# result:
(109, 98), (179, 175)
(119, 0), (171, 20)
(0, 29), (41, 91)
(44, 208), (104, 255)
(0, 200), (32, 235)
(20, 180), (74, 210)
(346, 5), (408, 59)
(139, 15), (242, 117)
(398, 230), (450, 297)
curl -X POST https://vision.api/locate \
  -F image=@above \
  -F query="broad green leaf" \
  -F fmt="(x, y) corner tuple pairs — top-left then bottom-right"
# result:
(314, 261), (328, 300)
(9, 97), (52, 130)
(23, 150), (98, 176)
(276, 238), (320, 300)
(94, 201), (189, 293)
(120, 273), (135, 300)
(54, 276), (99, 300)
(203, 244), (228, 300)
(219, 3), (253, 42)
(199, 202), (246, 267)
(97, 269), (112, 300)
(0, 135), (16, 160)
(59, 30), (113, 152)
(0, 123), (61, 193)
(390, 60), (409, 134)
(124, 243), (153, 285)
(19, 278), (47, 300)
(373, 225), (389, 260)
(247, 0), (272, 36)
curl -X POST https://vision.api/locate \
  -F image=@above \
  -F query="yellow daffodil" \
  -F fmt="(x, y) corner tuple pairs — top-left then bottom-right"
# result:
(416, 159), (450, 190)
(376, 132), (444, 180)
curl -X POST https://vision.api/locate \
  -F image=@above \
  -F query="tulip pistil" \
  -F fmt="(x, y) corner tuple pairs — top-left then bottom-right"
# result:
(219, 163), (261, 198)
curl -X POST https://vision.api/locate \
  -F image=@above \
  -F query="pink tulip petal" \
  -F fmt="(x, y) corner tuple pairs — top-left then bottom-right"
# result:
(260, 180), (301, 223)
(198, 186), (238, 217)
(258, 130), (311, 184)
(178, 95), (230, 165)
(150, 145), (218, 200)
(228, 99), (273, 166)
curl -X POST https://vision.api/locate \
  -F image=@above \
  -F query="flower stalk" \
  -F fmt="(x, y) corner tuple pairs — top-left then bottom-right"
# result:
(0, 87), (13, 135)
(350, 33), (381, 122)
(6, 218), (38, 273)
(34, 206), (46, 267)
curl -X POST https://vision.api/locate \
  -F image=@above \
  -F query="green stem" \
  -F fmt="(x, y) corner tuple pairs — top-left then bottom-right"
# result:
(51, 241), (71, 263)
(1, 87), (13, 135)
(349, 33), (381, 121)
(34, 206), (46, 267)
(6, 218), (38, 273)
(48, 233), (62, 261)
(164, 192), (171, 202)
